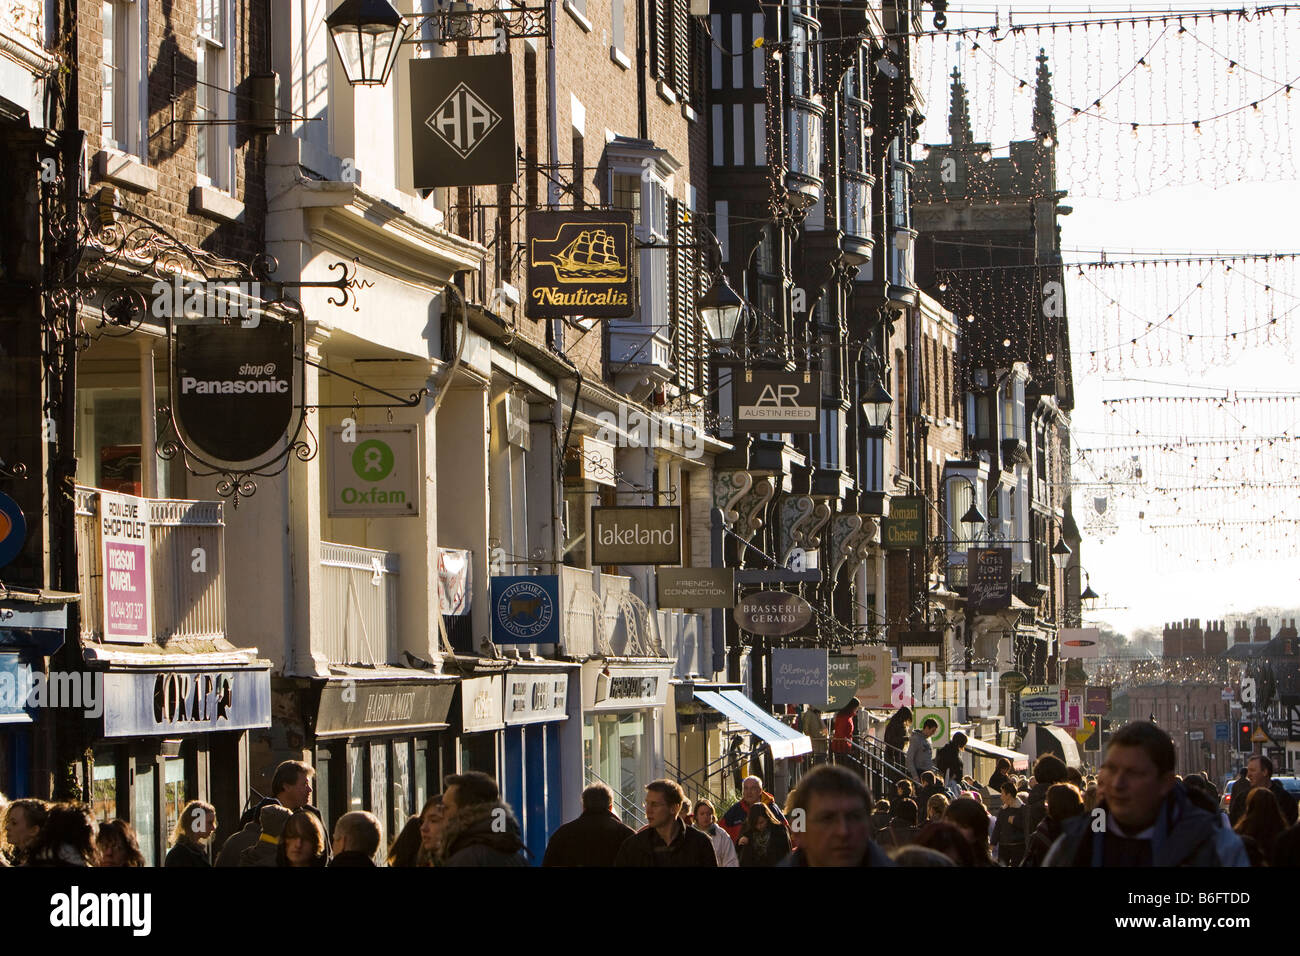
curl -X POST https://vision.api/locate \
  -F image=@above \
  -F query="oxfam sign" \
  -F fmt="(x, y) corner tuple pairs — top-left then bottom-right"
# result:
(327, 425), (420, 517)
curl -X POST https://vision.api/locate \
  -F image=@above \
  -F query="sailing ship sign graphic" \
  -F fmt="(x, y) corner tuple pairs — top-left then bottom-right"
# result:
(526, 211), (635, 318)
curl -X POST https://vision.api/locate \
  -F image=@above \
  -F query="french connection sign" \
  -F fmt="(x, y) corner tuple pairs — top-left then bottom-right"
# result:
(327, 424), (421, 517)
(172, 320), (295, 464)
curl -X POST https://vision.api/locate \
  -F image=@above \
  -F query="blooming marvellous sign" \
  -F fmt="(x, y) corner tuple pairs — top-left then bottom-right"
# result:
(772, 649), (829, 706)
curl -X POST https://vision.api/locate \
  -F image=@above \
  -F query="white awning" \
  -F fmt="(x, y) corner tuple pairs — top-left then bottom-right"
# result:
(964, 736), (1030, 771)
(694, 689), (812, 760)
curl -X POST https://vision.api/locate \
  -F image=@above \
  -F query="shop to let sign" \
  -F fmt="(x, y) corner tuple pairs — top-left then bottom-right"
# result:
(100, 491), (152, 644)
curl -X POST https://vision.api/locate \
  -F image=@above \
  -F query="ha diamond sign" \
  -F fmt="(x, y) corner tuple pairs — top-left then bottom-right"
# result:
(410, 54), (516, 188)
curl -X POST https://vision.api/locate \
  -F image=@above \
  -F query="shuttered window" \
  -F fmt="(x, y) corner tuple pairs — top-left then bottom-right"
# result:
(650, 0), (698, 104)
(668, 198), (705, 396)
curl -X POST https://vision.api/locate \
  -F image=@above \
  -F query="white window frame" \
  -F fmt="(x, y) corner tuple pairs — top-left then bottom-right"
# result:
(195, 0), (234, 191)
(102, 0), (146, 159)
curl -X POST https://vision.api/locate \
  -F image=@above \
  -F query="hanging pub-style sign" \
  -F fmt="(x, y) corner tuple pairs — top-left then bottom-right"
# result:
(526, 211), (635, 319)
(967, 547), (1013, 611)
(731, 371), (822, 434)
(734, 590), (814, 636)
(590, 506), (682, 565)
(410, 54), (517, 189)
(172, 319), (296, 465)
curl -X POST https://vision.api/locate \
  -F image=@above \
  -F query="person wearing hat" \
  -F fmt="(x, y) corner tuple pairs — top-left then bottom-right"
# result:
(238, 805), (293, 867)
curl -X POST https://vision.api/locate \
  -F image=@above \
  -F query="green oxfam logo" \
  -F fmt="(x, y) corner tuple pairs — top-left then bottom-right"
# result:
(352, 439), (394, 482)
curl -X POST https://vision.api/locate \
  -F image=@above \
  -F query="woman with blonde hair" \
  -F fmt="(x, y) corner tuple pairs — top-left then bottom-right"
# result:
(277, 809), (328, 867)
(165, 800), (216, 867)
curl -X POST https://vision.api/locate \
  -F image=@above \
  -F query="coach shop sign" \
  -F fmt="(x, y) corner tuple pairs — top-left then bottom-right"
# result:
(460, 675), (506, 733)
(731, 371), (821, 434)
(410, 54), (516, 188)
(590, 506), (682, 565)
(100, 667), (271, 737)
(526, 211), (635, 319)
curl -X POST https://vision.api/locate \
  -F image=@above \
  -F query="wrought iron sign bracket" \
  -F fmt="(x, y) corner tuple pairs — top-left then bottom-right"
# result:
(406, 4), (549, 45)
(296, 355), (432, 411)
(252, 256), (373, 312)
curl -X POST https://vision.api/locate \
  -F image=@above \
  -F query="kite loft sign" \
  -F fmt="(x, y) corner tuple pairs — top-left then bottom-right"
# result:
(409, 54), (516, 188)
(732, 371), (821, 433)
(527, 211), (635, 318)
(172, 320), (295, 464)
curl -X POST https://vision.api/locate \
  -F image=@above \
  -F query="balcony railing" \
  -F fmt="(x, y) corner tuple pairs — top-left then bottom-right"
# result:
(319, 541), (399, 665)
(658, 609), (708, 677)
(75, 486), (226, 643)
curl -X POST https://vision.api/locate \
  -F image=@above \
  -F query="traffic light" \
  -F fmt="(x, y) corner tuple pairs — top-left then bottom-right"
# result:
(1083, 715), (1101, 752)
(1238, 721), (1253, 752)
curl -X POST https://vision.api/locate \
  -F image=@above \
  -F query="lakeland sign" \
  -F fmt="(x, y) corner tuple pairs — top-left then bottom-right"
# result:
(590, 506), (681, 565)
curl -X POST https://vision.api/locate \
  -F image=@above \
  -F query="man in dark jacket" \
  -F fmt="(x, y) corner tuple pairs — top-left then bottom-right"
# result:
(991, 782), (1028, 865)
(934, 732), (968, 788)
(217, 759), (331, 865)
(329, 811), (380, 867)
(614, 779), (717, 867)
(1227, 767), (1252, 826)
(441, 772), (528, 866)
(543, 783), (636, 866)
(721, 775), (787, 843)
(1244, 754), (1299, 826)
(778, 765), (895, 867)
(1022, 753), (1069, 840)
(1043, 721), (1248, 867)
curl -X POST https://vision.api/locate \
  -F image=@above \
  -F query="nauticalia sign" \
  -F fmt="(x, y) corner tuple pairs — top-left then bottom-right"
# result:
(172, 320), (295, 464)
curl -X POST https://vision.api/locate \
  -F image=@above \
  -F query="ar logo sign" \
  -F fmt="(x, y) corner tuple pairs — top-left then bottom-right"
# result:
(755, 384), (805, 407)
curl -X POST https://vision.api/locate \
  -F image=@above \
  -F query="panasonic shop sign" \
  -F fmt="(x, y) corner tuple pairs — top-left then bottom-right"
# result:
(173, 320), (295, 464)
(327, 425), (420, 517)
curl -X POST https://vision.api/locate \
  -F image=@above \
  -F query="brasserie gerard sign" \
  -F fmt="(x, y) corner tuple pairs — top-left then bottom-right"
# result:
(734, 591), (814, 636)
(590, 506), (682, 565)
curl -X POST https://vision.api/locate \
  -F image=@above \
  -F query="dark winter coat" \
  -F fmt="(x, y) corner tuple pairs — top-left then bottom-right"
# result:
(215, 819), (263, 867)
(721, 796), (786, 843)
(542, 809), (635, 867)
(738, 824), (791, 867)
(988, 769), (1011, 793)
(164, 840), (211, 867)
(992, 803), (1028, 849)
(1021, 817), (1063, 867)
(613, 819), (718, 867)
(328, 850), (377, 867)
(1022, 783), (1049, 839)
(777, 842), (896, 867)
(1043, 783), (1249, 867)
(934, 742), (964, 784)
(441, 800), (529, 867)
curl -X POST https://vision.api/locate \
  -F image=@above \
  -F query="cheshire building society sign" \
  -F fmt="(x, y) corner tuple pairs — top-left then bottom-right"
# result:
(490, 575), (560, 645)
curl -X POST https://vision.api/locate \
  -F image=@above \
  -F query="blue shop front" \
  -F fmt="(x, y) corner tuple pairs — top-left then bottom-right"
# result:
(501, 664), (575, 864)
(0, 591), (75, 798)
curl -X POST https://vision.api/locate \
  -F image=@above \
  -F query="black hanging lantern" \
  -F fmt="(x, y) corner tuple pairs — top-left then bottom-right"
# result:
(327, 0), (409, 87)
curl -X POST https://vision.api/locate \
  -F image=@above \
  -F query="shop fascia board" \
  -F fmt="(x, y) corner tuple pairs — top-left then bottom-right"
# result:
(82, 641), (268, 669)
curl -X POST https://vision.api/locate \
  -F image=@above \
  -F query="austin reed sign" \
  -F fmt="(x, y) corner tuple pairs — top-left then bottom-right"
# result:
(590, 506), (682, 565)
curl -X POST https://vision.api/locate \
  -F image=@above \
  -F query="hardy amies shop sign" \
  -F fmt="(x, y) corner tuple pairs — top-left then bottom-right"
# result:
(100, 667), (271, 737)
(526, 211), (635, 318)
(584, 663), (673, 712)
(409, 54), (516, 188)
(504, 672), (570, 726)
(590, 506), (681, 565)
(172, 319), (295, 464)
(731, 371), (822, 434)
(314, 679), (456, 738)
